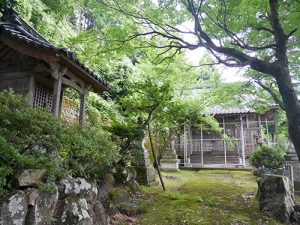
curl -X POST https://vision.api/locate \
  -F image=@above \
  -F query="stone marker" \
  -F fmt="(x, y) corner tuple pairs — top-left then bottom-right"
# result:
(258, 175), (295, 223)
(285, 144), (300, 193)
(160, 136), (180, 172)
(132, 133), (157, 186)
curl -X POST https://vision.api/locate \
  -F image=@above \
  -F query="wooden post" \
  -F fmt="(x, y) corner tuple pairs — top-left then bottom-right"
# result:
(265, 117), (270, 146)
(183, 124), (187, 167)
(258, 114), (262, 137)
(188, 125), (192, 167)
(28, 75), (35, 107)
(58, 89), (64, 118)
(240, 116), (246, 168)
(79, 88), (88, 127)
(223, 117), (227, 167)
(274, 111), (279, 146)
(200, 123), (204, 167)
(50, 63), (62, 117)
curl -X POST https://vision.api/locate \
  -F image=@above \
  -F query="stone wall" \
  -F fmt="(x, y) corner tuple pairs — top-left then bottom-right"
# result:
(0, 168), (146, 225)
(0, 177), (108, 225)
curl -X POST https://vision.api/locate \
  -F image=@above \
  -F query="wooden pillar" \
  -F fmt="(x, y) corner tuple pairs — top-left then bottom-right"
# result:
(188, 125), (192, 166)
(258, 114), (262, 136)
(79, 88), (88, 127)
(50, 64), (62, 117)
(200, 123), (204, 167)
(183, 124), (187, 167)
(240, 115), (246, 168)
(223, 117), (227, 167)
(58, 89), (64, 118)
(274, 111), (279, 146)
(265, 117), (270, 146)
(28, 75), (35, 107)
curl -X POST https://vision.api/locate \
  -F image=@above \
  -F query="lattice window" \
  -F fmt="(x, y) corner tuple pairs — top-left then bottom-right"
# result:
(33, 83), (53, 111)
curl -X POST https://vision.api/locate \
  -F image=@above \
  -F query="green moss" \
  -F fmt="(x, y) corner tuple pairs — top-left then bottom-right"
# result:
(108, 186), (131, 204)
(138, 170), (282, 225)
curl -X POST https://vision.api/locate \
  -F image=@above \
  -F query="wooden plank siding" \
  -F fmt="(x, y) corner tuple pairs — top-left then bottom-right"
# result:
(175, 112), (277, 167)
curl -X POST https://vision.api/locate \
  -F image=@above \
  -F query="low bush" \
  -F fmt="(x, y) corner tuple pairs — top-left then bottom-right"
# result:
(0, 90), (120, 197)
(249, 145), (285, 172)
(60, 125), (120, 180)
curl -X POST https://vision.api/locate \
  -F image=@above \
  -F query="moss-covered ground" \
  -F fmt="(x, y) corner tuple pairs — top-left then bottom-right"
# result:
(138, 170), (283, 225)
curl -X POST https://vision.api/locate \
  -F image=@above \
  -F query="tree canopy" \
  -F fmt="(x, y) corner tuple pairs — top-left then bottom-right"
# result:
(1, 0), (297, 157)
(94, 0), (300, 159)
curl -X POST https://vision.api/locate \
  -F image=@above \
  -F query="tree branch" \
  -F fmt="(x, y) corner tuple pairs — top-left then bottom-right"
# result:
(268, 0), (288, 64)
(255, 79), (285, 110)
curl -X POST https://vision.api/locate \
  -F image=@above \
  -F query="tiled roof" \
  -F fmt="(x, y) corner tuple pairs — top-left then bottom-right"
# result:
(0, 7), (111, 93)
(203, 106), (257, 115)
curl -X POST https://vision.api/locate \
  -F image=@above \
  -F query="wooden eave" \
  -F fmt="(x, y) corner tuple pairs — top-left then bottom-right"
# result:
(0, 11), (112, 94)
(58, 54), (108, 93)
(0, 31), (58, 63)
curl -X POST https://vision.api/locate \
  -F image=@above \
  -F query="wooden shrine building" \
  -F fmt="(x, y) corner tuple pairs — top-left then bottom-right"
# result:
(0, 7), (111, 125)
(175, 106), (278, 168)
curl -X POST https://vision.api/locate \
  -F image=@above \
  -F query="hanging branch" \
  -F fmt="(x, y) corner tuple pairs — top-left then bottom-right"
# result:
(254, 78), (285, 110)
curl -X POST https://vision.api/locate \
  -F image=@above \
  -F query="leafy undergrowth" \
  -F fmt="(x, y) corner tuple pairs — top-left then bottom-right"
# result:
(138, 170), (282, 225)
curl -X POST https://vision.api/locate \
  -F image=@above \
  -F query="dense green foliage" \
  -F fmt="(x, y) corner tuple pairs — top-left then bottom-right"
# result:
(249, 145), (285, 171)
(0, 1), (293, 198)
(0, 91), (120, 196)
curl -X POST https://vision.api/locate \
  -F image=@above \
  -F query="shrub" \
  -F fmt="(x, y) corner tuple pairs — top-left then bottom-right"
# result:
(249, 145), (285, 171)
(61, 125), (120, 180)
(0, 91), (120, 196)
(106, 118), (144, 166)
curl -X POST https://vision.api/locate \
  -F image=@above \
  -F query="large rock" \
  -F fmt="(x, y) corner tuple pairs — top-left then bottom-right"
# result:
(133, 165), (157, 186)
(258, 175), (295, 223)
(90, 202), (107, 225)
(57, 198), (91, 225)
(0, 191), (28, 225)
(118, 199), (144, 217)
(114, 167), (137, 184)
(98, 173), (115, 205)
(59, 177), (98, 201)
(16, 169), (46, 187)
(56, 197), (107, 225)
(23, 144), (58, 157)
(293, 204), (300, 223)
(25, 186), (59, 225)
(126, 180), (141, 195)
(56, 177), (107, 225)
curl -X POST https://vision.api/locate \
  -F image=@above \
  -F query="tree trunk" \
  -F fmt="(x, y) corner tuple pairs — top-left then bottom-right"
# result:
(275, 67), (300, 160)
(147, 123), (166, 191)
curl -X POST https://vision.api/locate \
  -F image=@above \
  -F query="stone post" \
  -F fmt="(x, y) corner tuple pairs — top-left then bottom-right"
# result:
(160, 136), (180, 172)
(132, 133), (157, 186)
(285, 144), (300, 193)
(258, 175), (295, 223)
